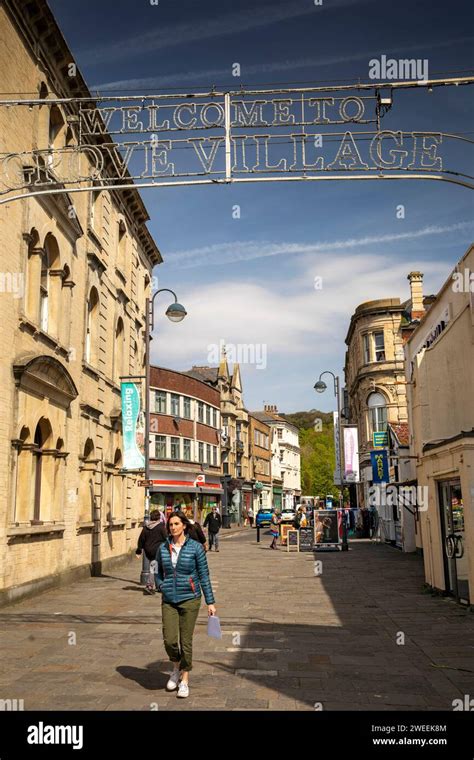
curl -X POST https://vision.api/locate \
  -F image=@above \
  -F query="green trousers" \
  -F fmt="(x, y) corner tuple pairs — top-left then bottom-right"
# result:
(161, 597), (201, 672)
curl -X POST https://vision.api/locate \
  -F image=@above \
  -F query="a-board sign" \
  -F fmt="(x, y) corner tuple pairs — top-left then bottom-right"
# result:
(280, 523), (292, 545)
(287, 529), (299, 552)
(299, 527), (314, 552)
(314, 509), (340, 545)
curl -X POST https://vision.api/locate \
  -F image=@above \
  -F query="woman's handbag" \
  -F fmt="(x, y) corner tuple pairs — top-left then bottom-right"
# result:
(207, 614), (222, 639)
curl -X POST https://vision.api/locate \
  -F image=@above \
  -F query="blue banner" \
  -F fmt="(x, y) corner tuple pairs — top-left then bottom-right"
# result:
(121, 382), (145, 470)
(370, 450), (389, 483)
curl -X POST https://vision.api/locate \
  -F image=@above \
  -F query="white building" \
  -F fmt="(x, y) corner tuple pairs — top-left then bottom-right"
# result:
(252, 405), (301, 509)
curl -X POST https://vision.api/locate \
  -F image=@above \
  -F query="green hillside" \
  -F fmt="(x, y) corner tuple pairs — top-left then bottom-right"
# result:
(281, 410), (336, 496)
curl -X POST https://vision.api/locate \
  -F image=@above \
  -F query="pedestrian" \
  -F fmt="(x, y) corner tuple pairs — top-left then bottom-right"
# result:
(248, 506), (254, 528)
(187, 515), (208, 551)
(270, 509), (281, 549)
(155, 510), (216, 699)
(203, 506), (222, 551)
(135, 509), (168, 595)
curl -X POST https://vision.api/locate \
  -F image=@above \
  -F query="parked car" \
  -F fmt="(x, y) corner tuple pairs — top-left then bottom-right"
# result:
(280, 508), (296, 523)
(256, 507), (273, 527)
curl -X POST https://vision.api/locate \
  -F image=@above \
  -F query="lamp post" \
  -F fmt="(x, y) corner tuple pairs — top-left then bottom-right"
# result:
(314, 371), (349, 551)
(140, 288), (187, 584)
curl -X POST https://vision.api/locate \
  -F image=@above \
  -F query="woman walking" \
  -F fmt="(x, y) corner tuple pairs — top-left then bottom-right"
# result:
(155, 510), (216, 698)
(270, 509), (281, 549)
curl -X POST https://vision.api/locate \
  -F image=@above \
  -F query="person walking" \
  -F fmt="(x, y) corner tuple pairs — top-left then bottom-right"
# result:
(247, 506), (254, 528)
(203, 506), (222, 551)
(135, 509), (168, 595)
(155, 510), (216, 698)
(270, 509), (281, 549)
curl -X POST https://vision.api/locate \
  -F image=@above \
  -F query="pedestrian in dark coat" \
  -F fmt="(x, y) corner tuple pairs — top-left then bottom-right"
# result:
(135, 510), (168, 594)
(203, 507), (222, 551)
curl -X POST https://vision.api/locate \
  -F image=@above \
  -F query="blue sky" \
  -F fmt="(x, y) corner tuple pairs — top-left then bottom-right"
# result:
(49, 0), (474, 412)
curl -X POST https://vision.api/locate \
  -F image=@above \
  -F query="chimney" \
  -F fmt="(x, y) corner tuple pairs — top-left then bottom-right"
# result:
(407, 271), (425, 320)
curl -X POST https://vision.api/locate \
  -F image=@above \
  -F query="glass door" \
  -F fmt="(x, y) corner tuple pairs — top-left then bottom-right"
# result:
(438, 480), (469, 603)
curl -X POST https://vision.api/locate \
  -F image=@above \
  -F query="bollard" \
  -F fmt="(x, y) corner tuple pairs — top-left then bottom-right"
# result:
(256, 525), (260, 543)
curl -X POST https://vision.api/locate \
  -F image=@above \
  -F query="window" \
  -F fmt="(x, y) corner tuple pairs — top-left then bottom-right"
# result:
(39, 252), (49, 332)
(374, 331), (386, 361)
(236, 465), (242, 478)
(117, 219), (126, 273)
(198, 402), (204, 423)
(183, 439), (191, 461)
(205, 405), (211, 425)
(212, 446), (217, 466)
(171, 394), (180, 417)
(85, 287), (99, 365)
(206, 444), (211, 464)
(113, 317), (125, 383)
(183, 397), (191, 419)
(198, 442), (204, 463)
(368, 392), (388, 434)
(277, 428), (282, 439)
(236, 422), (242, 441)
(154, 435), (166, 459)
(212, 408), (218, 428)
(363, 333), (370, 364)
(154, 390), (167, 413)
(170, 437), (180, 459)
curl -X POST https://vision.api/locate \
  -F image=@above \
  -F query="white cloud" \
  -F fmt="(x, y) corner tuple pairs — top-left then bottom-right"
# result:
(167, 221), (474, 269)
(83, 0), (365, 67)
(93, 35), (474, 90)
(152, 250), (450, 371)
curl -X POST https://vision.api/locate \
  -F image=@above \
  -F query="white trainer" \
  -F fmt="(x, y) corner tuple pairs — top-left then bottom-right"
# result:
(177, 681), (189, 698)
(166, 670), (180, 691)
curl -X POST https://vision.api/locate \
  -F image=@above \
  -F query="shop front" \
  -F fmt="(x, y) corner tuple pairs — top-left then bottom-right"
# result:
(149, 475), (222, 524)
(438, 478), (469, 604)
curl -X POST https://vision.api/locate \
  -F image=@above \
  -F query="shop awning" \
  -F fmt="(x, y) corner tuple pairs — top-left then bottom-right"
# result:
(150, 485), (199, 494)
(199, 487), (224, 495)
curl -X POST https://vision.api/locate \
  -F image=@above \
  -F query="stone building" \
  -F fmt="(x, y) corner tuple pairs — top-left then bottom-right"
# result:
(249, 414), (272, 511)
(343, 273), (434, 549)
(252, 406), (301, 509)
(0, 0), (161, 604)
(148, 366), (222, 522)
(185, 354), (252, 524)
(405, 245), (474, 604)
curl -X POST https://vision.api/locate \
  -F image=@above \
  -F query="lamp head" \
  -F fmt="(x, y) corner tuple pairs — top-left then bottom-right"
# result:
(314, 380), (327, 393)
(166, 302), (187, 323)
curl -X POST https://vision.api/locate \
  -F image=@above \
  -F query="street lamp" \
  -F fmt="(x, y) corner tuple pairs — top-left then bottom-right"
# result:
(314, 371), (349, 551)
(140, 288), (187, 584)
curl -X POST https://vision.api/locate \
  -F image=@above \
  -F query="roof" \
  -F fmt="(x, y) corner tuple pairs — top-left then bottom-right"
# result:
(251, 411), (299, 432)
(184, 366), (219, 385)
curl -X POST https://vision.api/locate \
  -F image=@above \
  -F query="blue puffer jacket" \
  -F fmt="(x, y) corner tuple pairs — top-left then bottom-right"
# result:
(155, 536), (215, 605)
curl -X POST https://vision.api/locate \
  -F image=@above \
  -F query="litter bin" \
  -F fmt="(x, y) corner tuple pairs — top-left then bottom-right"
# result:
(222, 513), (231, 529)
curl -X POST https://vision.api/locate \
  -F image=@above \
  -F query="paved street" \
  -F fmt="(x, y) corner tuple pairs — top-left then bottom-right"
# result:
(0, 530), (473, 711)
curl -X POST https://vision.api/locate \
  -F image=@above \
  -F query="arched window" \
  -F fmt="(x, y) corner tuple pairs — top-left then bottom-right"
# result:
(85, 287), (100, 365)
(113, 317), (124, 383)
(40, 234), (60, 334)
(117, 219), (126, 273)
(367, 392), (388, 434)
(33, 418), (53, 522)
(113, 449), (123, 519)
(79, 439), (96, 522)
(48, 105), (65, 150)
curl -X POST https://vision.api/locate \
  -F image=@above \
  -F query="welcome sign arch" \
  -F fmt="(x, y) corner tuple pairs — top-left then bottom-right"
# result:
(1, 75), (474, 205)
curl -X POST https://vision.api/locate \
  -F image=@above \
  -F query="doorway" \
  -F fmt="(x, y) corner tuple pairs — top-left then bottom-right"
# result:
(438, 479), (469, 603)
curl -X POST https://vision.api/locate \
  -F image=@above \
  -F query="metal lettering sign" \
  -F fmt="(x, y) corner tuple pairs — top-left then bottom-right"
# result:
(1, 78), (473, 204)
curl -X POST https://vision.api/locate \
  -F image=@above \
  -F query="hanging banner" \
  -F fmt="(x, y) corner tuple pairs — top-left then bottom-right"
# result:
(333, 411), (342, 485)
(121, 381), (145, 470)
(343, 426), (360, 482)
(371, 449), (389, 483)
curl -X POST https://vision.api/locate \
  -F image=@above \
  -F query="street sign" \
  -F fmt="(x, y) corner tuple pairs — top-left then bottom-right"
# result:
(373, 431), (389, 447)
(137, 479), (153, 487)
